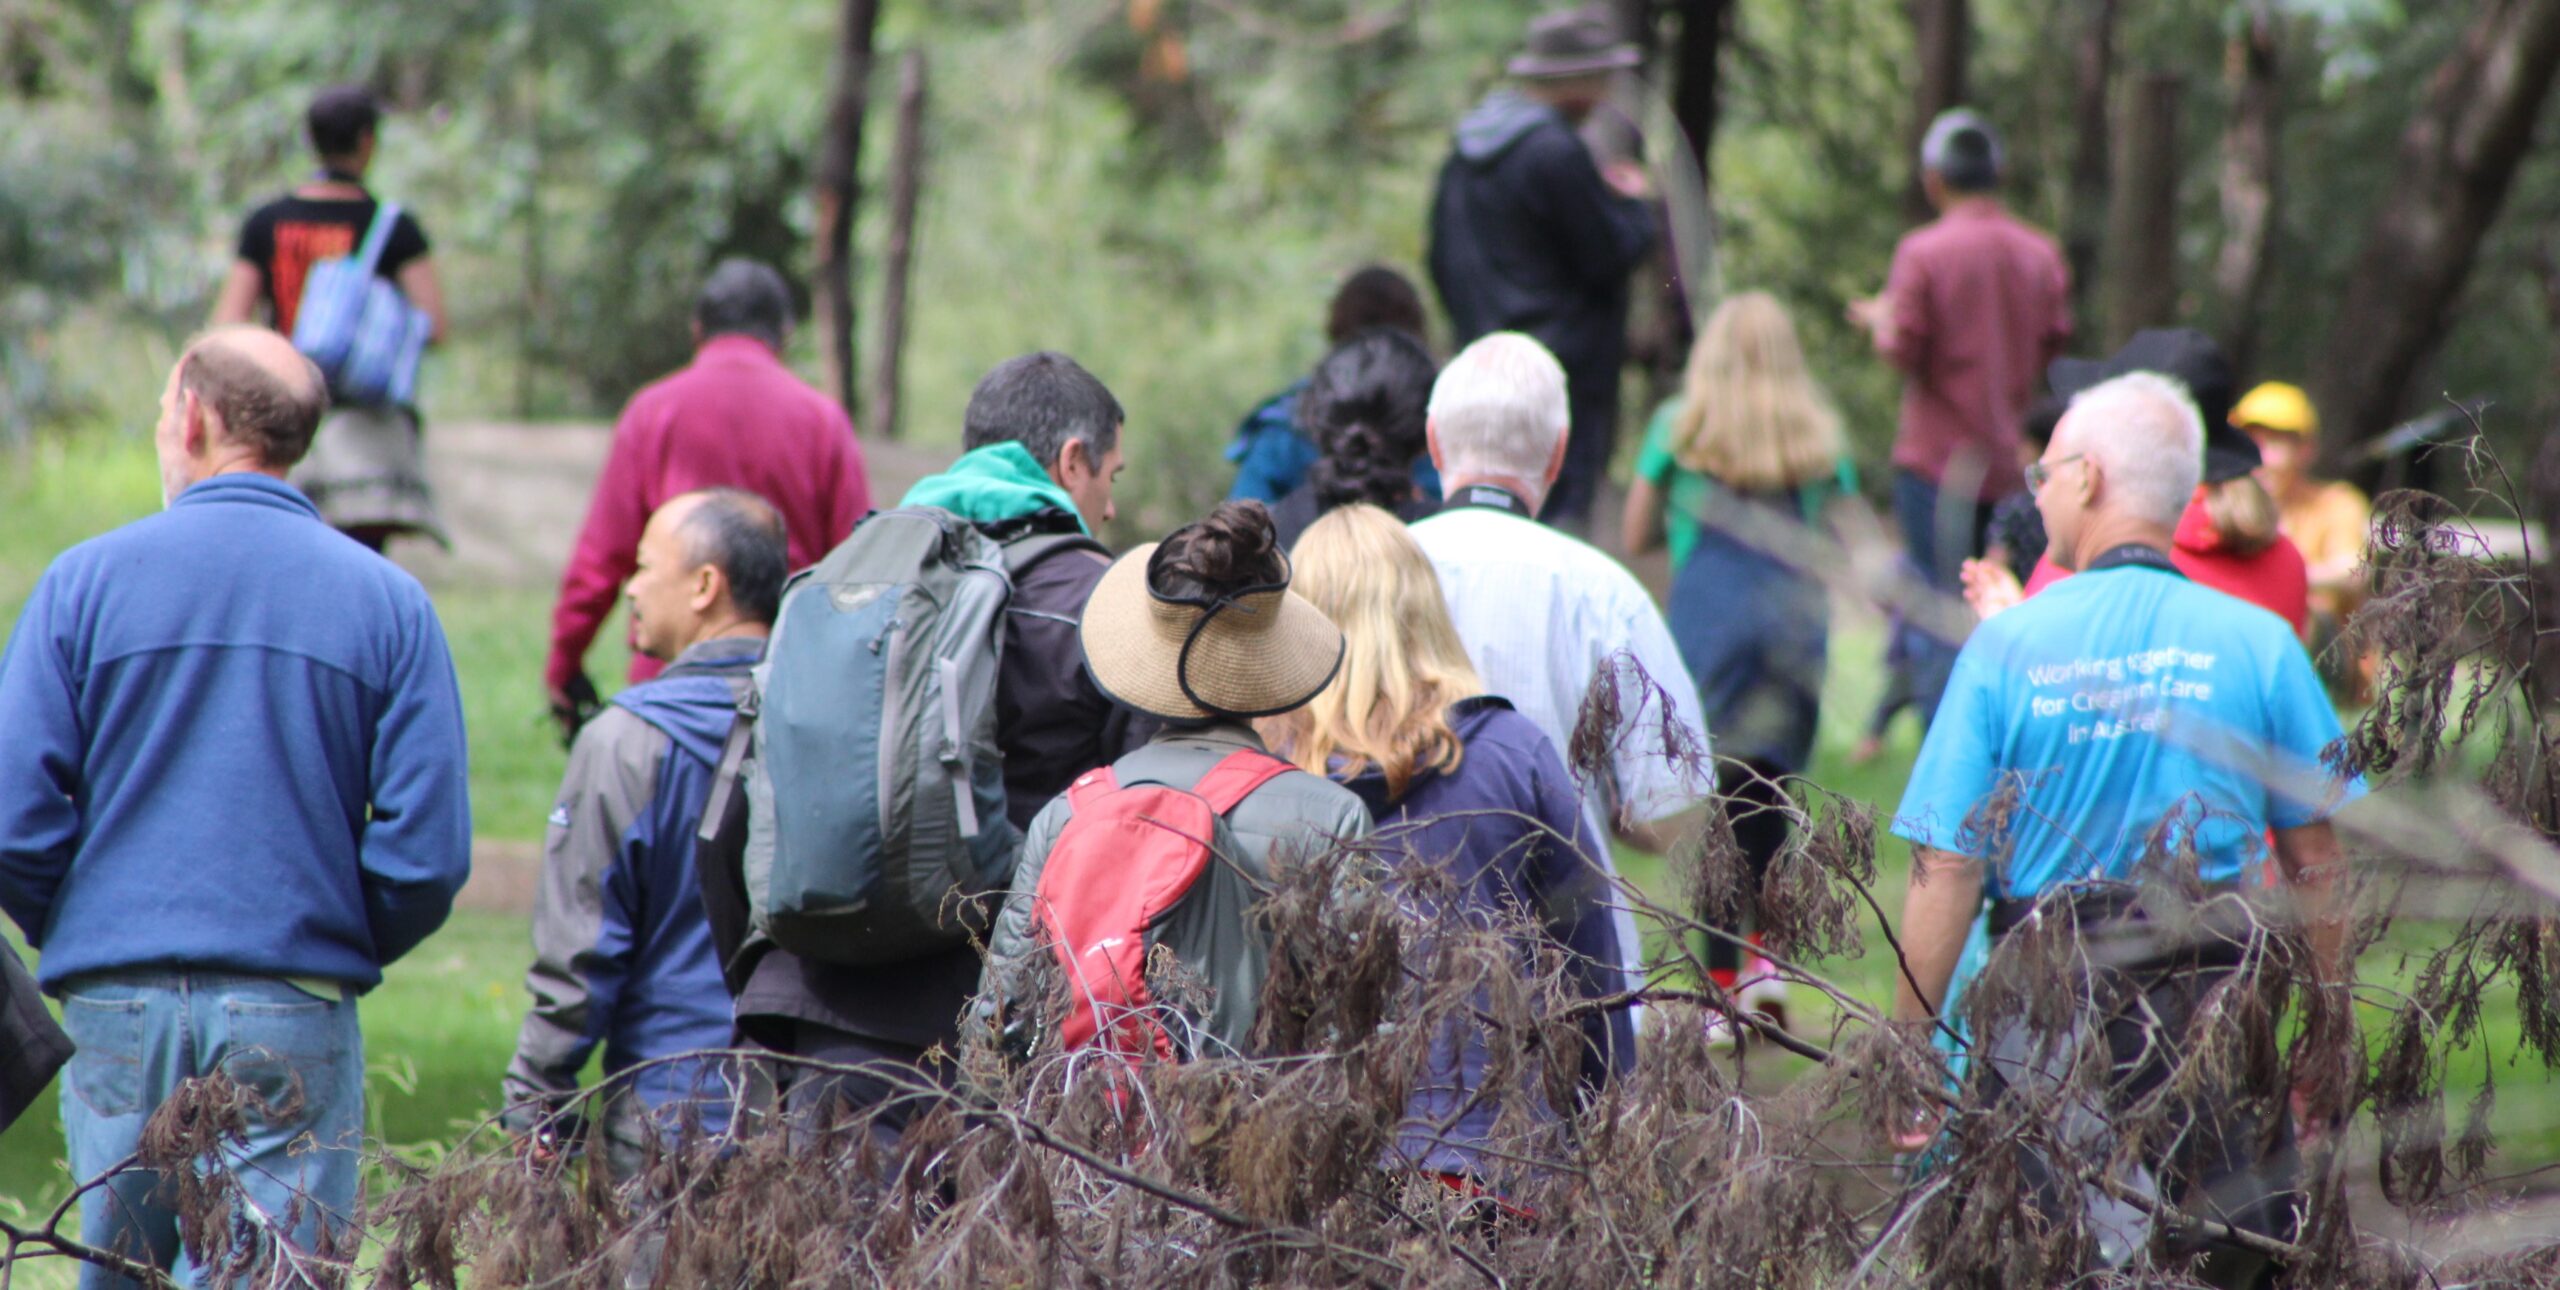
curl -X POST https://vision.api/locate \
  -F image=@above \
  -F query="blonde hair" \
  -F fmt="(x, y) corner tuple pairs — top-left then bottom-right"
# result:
(1258, 505), (1482, 800)
(2200, 473), (2280, 555)
(1670, 292), (1846, 489)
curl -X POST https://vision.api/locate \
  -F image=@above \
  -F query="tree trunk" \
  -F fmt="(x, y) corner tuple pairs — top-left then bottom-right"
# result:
(2309, 0), (2560, 458)
(814, 0), (882, 423)
(1901, 0), (1969, 226)
(1671, 0), (1732, 196)
(2101, 71), (2181, 349)
(870, 49), (927, 443)
(1588, 0), (1654, 164)
(2063, 0), (2118, 328)
(2213, 3), (2281, 377)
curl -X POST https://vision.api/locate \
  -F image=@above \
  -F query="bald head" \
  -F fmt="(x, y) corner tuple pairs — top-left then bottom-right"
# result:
(176, 327), (331, 467)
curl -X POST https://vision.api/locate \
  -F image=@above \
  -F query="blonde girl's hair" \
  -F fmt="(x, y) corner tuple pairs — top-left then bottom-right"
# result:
(1257, 504), (1482, 800)
(1671, 291), (1847, 490)
(2201, 473), (2281, 555)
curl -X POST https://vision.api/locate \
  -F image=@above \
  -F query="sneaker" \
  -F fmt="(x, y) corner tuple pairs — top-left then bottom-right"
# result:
(1702, 1008), (1740, 1050)
(1736, 954), (1790, 1033)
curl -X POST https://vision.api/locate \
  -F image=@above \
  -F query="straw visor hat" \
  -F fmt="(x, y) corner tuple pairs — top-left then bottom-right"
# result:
(1079, 541), (1345, 723)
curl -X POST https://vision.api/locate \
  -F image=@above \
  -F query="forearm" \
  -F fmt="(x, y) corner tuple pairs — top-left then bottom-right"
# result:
(362, 638), (473, 963)
(209, 262), (263, 327)
(1891, 845), (1984, 1022)
(1616, 805), (1701, 857)
(1622, 479), (1664, 556)
(2274, 822), (2350, 987)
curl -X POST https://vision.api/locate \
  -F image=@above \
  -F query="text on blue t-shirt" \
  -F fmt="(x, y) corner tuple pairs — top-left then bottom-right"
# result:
(1893, 565), (2360, 897)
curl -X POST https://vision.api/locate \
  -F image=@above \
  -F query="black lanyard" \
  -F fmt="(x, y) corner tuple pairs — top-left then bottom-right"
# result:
(1446, 484), (1533, 517)
(2084, 543), (2186, 578)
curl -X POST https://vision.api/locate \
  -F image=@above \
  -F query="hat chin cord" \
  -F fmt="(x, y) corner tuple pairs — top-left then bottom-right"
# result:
(1171, 578), (1289, 721)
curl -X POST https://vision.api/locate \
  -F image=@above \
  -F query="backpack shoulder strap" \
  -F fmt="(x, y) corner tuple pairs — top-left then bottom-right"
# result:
(1190, 749), (1297, 815)
(1065, 765), (1119, 813)
(1003, 530), (1108, 579)
(355, 201), (403, 276)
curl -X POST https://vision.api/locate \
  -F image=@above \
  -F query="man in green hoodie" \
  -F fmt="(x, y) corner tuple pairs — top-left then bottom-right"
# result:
(732, 351), (1148, 1143)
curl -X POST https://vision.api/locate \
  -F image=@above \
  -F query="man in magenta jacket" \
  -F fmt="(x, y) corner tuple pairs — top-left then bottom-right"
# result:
(545, 259), (871, 733)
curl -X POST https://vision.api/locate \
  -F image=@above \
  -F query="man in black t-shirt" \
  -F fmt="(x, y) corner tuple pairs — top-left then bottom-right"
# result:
(213, 84), (450, 551)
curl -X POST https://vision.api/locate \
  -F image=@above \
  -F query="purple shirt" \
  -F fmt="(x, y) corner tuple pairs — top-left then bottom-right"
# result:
(1881, 202), (2073, 501)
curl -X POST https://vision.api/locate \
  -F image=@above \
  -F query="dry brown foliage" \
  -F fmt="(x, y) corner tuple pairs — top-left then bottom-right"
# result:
(38, 429), (2560, 1287)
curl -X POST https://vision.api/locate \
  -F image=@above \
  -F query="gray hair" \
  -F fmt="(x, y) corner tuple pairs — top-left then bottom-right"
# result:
(961, 351), (1124, 471)
(1920, 108), (2002, 192)
(1425, 332), (1569, 481)
(674, 487), (789, 626)
(2056, 371), (2205, 527)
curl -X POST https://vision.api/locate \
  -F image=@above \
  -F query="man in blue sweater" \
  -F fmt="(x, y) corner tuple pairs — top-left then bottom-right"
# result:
(501, 489), (783, 1179)
(0, 326), (472, 1282)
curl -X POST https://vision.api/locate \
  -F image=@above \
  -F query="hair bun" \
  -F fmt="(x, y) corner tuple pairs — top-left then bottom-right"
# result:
(1160, 500), (1285, 596)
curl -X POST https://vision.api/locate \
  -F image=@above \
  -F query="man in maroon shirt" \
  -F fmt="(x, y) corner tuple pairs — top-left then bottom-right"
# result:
(1850, 108), (2071, 724)
(545, 260), (871, 734)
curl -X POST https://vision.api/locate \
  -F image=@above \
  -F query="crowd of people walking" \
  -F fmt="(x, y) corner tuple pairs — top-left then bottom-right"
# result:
(0, 10), (2384, 1286)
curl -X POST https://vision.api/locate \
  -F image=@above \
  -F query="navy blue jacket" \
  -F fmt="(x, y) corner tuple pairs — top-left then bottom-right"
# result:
(505, 638), (757, 1121)
(0, 474), (470, 989)
(1336, 696), (1633, 1181)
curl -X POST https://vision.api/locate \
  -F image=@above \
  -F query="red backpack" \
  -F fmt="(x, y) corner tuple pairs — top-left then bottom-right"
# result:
(1035, 748), (1296, 1062)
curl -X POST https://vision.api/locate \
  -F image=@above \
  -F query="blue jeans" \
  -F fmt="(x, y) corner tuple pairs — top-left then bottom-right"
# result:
(1890, 468), (1998, 728)
(56, 971), (364, 1288)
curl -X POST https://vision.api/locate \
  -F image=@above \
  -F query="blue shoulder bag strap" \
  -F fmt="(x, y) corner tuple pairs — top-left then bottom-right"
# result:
(352, 200), (403, 279)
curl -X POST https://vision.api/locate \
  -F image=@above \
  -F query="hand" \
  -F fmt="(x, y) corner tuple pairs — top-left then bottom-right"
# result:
(548, 672), (602, 747)
(1846, 294), (1894, 346)
(1961, 557), (2025, 622)
(1890, 1102), (1945, 1154)
(1601, 159), (1652, 200)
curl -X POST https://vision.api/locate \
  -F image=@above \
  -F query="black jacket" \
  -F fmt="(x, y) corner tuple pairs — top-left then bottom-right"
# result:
(731, 512), (1151, 1050)
(1427, 92), (1656, 387)
(1, 940), (71, 1131)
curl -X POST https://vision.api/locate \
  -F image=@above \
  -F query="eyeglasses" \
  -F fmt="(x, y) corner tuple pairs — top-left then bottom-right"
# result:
(2025, 452), (2086, 492)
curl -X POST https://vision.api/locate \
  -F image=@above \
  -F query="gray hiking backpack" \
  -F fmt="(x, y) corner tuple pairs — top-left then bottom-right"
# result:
(740, 508), (1089, 964)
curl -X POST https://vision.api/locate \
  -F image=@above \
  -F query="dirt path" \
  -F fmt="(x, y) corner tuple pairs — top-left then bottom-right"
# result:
(405, 420), (965, 913)
(398, 419), (960, 590)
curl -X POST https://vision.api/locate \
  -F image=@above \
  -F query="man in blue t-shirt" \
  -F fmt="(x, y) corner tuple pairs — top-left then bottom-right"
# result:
(1888, 371), (2358, 1281)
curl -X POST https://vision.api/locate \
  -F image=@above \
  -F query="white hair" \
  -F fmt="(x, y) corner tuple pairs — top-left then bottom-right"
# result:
(2056, 371), (2205, 526)
(1426, 332), (1568, 480)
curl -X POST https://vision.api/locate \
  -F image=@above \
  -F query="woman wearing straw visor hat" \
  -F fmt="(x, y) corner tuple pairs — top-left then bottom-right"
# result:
(975, 502), (1372, 1062)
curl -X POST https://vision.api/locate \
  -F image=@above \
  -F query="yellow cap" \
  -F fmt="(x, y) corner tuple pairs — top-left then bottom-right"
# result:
(2230, 381), (2319, 437)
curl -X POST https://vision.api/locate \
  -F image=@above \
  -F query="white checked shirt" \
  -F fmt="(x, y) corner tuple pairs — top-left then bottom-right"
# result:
(1412, 504), (1714, 998)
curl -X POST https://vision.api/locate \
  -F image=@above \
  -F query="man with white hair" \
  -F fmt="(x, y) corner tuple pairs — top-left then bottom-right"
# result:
(1888, 371), (2358, 1282)
(1408, 331), (1710, 1020)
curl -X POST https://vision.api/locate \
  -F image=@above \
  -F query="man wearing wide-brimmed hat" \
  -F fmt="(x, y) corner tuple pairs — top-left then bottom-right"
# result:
(975, 502), (1372, 1059)
(1427, 5), (1656, 533)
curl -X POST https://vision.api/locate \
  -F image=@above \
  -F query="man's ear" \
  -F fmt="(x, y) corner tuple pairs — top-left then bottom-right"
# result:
(181, 389), (215, 460)
(1542, 426), (1570, 487)
(1052, 437), (1088, 489)
(691, 564), (724, 614)
(1425, 419), (1444, 468)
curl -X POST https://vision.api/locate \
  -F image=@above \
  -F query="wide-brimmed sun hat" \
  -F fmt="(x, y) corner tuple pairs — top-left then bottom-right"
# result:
(1507, 8), (1641, 79)
(1080, 539), (1344, 723)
